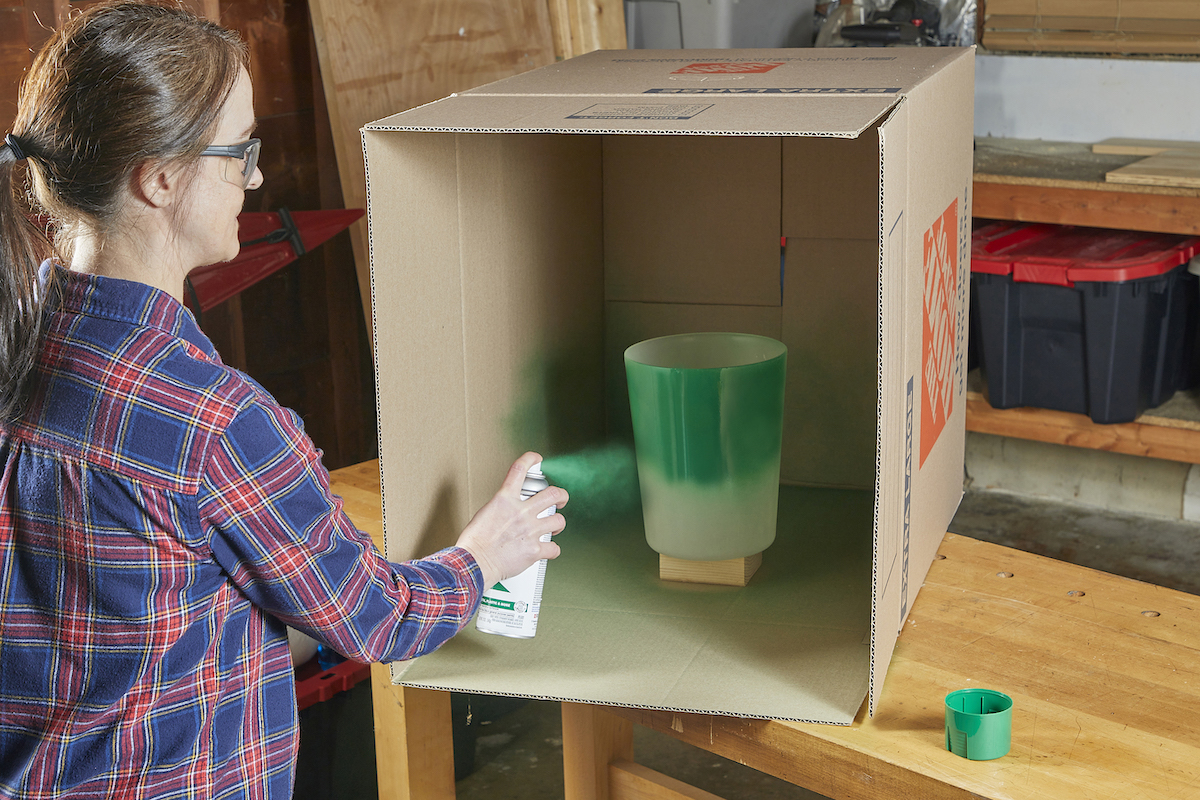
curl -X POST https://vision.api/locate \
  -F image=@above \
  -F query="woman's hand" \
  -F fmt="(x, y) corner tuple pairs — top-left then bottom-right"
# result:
(455, 451), (568, 590)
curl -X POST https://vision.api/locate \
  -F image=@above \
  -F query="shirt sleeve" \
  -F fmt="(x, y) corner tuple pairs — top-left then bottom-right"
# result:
(195, 398), (482, 663)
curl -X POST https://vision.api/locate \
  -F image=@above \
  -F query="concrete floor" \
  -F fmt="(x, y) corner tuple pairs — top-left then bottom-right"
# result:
(294, 486), (1200, 799)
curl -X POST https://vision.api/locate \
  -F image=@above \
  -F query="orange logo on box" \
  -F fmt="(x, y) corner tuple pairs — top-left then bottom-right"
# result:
(671, 62), (785, 75)
(920, 199), (958, 468)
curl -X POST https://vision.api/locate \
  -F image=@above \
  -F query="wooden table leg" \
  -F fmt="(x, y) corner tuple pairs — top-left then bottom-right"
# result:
(562, 702), (634, 800)
(371, 663), (456, 799)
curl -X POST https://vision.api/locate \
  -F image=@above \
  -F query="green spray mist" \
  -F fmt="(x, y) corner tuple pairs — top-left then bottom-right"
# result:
(540, 443), (641, 524)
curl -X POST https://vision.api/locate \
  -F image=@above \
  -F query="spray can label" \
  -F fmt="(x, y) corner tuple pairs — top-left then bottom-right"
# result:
(475, 465), (554, 639)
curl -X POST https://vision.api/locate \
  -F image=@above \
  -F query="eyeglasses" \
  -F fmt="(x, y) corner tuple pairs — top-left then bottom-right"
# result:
(200, 138), (261, 189)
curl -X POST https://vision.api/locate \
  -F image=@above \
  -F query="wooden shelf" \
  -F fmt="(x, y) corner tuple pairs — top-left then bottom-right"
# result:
(970, 138), (1200, 463)
(973, 137), (1200, 235)
(966, 392), (1200, 465)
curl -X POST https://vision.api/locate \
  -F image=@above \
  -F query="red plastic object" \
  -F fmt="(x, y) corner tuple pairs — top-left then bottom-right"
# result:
(295, 657), (372, 711)
(971, 220), (1200, 287)
(186, 208), (363, 312)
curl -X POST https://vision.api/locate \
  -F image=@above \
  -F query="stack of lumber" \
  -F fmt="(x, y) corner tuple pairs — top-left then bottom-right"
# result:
(983, 0), (1200, 54)
(1096, 138), (1200, 189)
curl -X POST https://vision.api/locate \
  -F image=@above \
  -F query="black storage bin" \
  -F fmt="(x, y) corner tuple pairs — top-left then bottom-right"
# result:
(971, 221), (1200, 424)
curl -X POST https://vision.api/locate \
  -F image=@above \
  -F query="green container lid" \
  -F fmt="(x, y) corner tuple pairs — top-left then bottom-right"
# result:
(944, 688), (1012, 761)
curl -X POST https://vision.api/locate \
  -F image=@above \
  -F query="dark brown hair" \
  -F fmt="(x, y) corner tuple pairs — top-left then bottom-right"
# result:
(0, 0), (248, 420)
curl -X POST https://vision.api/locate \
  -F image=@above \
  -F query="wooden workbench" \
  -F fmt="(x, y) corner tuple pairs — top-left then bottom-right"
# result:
(328, 459), (1200, 800)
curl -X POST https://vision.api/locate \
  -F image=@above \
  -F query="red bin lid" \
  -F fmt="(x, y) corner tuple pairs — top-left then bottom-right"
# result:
(970, 220), (1200, 287)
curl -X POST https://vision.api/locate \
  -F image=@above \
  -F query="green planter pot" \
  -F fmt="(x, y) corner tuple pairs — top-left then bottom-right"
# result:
(624, 332), (787, 561)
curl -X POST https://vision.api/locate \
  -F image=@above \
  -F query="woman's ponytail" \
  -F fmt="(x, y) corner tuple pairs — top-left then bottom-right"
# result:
(0, 134), (52, 422)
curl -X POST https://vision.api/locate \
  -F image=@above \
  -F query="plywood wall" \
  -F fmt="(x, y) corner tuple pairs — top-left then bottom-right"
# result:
(309, 0), (626, 334)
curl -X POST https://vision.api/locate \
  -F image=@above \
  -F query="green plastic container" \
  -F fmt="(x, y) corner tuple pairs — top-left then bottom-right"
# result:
(944, 688), (1013, 761)
(624, 332), (787, 561)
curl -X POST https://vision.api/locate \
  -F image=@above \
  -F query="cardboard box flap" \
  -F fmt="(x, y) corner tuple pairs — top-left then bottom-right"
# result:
(366, 93), (900, 138)
(871, 99), (910, 718)
(867, 48), (974, 716)
(362, 49), (977, 138)
(461, 48), (972, 98)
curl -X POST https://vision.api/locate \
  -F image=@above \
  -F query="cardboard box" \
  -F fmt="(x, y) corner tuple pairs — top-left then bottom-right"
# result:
(363, 47), (975, 723)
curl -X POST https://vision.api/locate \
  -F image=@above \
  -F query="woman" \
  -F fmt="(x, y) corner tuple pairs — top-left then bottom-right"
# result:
(0, 3), (566, 798)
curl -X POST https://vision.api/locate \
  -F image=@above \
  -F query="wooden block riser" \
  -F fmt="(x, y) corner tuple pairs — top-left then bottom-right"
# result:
(659, 552), (762, 587)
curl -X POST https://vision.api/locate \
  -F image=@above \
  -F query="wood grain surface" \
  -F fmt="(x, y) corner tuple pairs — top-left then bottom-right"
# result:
(328, 460), (1200, 800)
(966, 392), (1200, 464)
(658, 552), (761, 587)
(1107, 150), (1200, 189)
(974, 137), (1200, 236)
(604, 535), (1200, 800)
(1094, 138), (1200, 157)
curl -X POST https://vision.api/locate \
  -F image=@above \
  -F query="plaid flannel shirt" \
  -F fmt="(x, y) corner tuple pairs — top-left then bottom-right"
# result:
(0, 266), (483, 799)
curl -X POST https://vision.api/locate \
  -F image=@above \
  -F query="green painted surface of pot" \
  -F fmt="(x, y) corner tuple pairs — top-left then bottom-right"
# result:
(624, 333), (787, 561)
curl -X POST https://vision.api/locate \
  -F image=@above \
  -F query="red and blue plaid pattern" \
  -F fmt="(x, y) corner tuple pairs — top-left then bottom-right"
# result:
(0, 266), (482, 799)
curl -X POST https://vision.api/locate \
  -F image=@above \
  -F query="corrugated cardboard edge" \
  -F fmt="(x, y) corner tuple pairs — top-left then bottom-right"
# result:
(366, 125), (874, 139)
(358, 124), (402, 690)
(360, 126), (389, 555)
(361, 91), (892, 140)
(864, 46), (975, 718)
(395, 681), (855, 725)
(869, 97), (906, 722)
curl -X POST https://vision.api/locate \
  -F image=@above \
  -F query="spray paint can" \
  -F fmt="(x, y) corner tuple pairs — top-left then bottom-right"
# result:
(475, 463), (554, 639)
